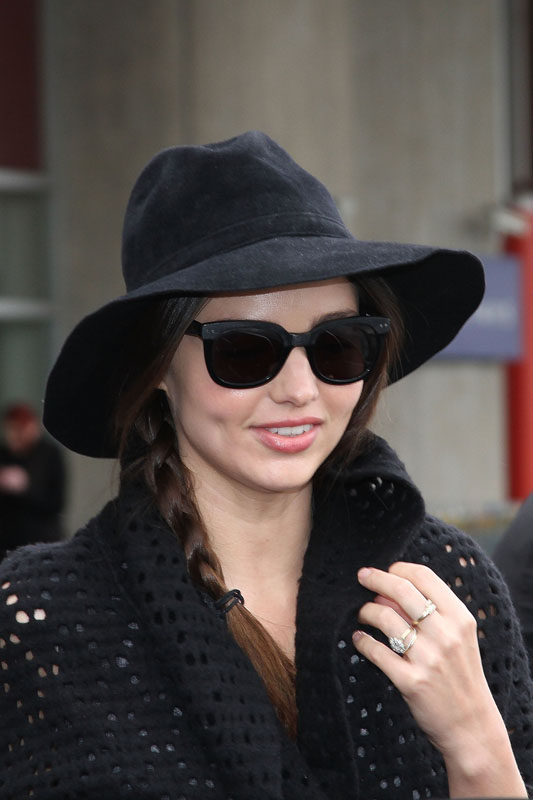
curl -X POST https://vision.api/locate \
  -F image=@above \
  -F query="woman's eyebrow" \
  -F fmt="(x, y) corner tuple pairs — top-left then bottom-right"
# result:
(312, 309), (360, 326)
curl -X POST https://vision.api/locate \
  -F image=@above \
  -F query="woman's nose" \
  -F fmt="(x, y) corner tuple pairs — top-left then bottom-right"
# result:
(268, 347), (320, 406)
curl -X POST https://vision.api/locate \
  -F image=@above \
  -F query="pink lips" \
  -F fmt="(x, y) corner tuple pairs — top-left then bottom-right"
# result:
(251, 418), (322, 454)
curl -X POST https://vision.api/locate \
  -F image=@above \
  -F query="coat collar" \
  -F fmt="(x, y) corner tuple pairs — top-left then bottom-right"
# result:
(299, 432), (426, 639)
(294, 435), (426, 794)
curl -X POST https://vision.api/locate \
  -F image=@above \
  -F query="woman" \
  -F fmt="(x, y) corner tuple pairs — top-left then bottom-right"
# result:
(0, 132), (531, 799)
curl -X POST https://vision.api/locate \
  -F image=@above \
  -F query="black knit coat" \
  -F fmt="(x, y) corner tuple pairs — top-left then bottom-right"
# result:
(0, 436), (532, 799)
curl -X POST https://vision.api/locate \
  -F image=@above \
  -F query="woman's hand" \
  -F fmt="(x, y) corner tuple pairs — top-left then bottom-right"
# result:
(353, 562), (527, 798)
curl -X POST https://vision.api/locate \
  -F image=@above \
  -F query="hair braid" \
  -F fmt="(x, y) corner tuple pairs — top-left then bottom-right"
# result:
(129, 391), (298, 735)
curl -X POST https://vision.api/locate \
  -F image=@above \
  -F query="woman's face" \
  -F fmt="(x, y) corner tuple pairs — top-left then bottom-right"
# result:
(160, 278), (364, 497)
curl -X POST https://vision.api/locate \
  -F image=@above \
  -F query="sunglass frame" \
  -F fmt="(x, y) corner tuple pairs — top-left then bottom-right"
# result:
(185, 315), (391, 388)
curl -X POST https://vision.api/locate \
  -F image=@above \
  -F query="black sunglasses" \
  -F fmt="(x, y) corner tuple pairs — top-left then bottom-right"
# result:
(185, 315), (390, 389)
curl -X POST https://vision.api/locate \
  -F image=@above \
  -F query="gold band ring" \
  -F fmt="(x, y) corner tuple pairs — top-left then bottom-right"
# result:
(412, 598), (437, 626)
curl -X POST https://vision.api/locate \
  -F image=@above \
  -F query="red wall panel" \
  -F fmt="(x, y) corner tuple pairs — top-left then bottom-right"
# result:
(0, 0), (40, 169)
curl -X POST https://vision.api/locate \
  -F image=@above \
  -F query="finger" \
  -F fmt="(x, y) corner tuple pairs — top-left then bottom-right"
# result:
(357, 566), (431, 622)
(358, 601), (423, 662)
(352, 630), (412, 688)
(374, 594), (413, 624)
(359, 600), (413, 641)
(388, 562), (471, 619)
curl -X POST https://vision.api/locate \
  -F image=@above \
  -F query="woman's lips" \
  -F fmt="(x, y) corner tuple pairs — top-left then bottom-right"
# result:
(251, 420), (322, 453)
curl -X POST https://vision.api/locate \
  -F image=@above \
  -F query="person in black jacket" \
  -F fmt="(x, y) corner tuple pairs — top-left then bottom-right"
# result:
(0, 132), (531, 799)
(493, 493), (533, 677)
(0, 402), (65, 560)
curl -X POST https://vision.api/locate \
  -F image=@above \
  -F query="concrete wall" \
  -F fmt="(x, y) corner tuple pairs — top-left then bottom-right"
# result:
(42, 0), (189, 524)
(347, 0), (508, 515)
(42, 0), (510, 530)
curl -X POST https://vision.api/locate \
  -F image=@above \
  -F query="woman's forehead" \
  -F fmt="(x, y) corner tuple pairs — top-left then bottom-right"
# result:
(199, 278), (358, 321)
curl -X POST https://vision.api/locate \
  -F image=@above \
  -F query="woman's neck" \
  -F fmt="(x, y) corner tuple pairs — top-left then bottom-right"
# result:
(193, 475), (312, 624)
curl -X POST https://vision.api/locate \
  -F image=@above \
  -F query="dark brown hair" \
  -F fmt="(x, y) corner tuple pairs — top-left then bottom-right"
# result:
(114, 278), (403, 738)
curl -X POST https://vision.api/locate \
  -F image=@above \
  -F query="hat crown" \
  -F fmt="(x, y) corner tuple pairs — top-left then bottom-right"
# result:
(122, 131), (350, 291)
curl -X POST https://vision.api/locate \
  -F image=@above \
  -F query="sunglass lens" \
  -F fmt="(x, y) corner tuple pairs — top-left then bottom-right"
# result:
(212, 330), (282, 386)
(315, 323), (375, 381)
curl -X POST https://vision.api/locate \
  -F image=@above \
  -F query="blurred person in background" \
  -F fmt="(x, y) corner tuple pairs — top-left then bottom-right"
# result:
(493, 493), (533, 678)
(0, 402), (65, 560)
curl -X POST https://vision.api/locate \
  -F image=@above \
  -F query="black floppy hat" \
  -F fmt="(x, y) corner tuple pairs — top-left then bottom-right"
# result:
(43, 131), (484, 458)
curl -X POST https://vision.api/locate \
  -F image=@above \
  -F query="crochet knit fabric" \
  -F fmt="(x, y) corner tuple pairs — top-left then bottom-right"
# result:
(0, 436), (532, 799)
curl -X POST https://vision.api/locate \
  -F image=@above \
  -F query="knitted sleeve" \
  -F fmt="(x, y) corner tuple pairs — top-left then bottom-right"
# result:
(406, 516), (533, 791)
(0, 548), (66, 797)
(0, 534), (105, 800)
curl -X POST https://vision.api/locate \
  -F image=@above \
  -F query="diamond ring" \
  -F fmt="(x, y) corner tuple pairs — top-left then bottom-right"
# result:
(389, 626), (417, 655)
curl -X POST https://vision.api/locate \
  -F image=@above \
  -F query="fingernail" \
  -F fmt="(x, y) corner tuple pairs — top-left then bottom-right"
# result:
(358, 567), (371, 580)
(352, 630), (364, 643)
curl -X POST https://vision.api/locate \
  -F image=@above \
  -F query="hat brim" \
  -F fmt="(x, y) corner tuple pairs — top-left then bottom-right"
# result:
(43, 235), (484, 457)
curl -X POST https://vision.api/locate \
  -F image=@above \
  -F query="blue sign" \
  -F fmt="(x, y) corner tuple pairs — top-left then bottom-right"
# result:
(436, 253), (523, 361)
